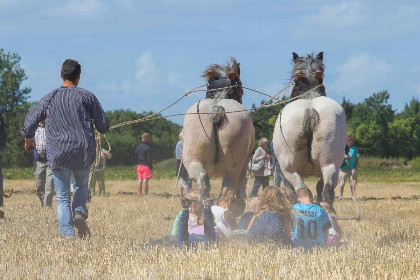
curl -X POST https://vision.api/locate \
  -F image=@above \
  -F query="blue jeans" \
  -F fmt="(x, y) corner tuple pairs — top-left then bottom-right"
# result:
(177, 208), (215, 248)
(52, 169), (90, 237)
(250, 176), (269, 198)
(0, 157), (3, 207)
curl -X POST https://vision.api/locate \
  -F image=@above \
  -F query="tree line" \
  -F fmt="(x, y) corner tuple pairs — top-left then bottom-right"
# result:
(1, 49), (419, 168)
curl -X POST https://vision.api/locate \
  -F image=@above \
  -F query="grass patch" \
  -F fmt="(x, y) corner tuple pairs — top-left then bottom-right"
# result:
(3, 157), (419, 182)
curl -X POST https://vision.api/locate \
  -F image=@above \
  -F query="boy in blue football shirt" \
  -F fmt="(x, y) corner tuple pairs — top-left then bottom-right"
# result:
(292, 188), (331, 252)
(339, 135), (360, 200)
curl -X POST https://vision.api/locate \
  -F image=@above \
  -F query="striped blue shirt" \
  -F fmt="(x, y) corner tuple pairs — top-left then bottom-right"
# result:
(21, 86), (109, 170)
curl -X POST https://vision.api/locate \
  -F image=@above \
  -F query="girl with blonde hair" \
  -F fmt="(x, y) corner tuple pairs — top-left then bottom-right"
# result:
(245, 186), (294, 246)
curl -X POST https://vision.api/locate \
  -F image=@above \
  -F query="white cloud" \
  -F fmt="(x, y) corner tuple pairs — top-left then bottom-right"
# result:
(167, 71), (180, 86)
(332, 53), (392, 96)
(294, 1), (420, 41)
(302, 2), (364, 29)
(135, 53), (155, 80)
(44, 0), (105, 20)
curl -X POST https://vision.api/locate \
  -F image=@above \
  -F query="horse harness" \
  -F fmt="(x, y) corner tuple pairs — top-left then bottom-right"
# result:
(205, 77), (243, 104)
(291, 76), (326, 99)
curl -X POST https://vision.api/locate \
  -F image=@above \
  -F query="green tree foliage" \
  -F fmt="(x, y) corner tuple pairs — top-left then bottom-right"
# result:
(250, 98), (287, 145)
(105, 109), (181, 165)
(343, 93), (419, 160)
(0, 49), (32, 167)
(341, 97), (355, 120)
(345, 91), (395, 157)
(388, 117), (419, 159)
(396, 97), (420, 119)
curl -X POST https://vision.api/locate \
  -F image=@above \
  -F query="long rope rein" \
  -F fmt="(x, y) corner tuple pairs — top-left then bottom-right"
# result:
(106, 83), (319, 128)
(164, 158), (184, 221)
(108, 83), (284, 130)
(94, 82), (319, 162)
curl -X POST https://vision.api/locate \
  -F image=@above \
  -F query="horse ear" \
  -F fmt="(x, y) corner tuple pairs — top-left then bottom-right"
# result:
(316, 52), (324, 60)
(293, 52), (299, 62)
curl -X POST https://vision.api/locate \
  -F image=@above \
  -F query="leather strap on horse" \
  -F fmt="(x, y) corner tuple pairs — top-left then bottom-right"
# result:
(214, 123), (219, 164)
(196, 100), (211, 141)
(279, 109), (295, 157)
(196, 100), (219, 165)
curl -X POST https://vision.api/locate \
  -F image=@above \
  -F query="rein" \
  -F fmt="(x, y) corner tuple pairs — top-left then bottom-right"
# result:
(196, 99), (211, 141)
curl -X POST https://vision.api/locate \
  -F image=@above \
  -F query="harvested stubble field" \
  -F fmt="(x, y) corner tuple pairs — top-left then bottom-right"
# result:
(1, 178), (419, 279)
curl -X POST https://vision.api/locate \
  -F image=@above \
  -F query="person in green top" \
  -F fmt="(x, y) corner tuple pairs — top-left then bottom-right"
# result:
(338, 135), (360, 200)
(135, 190), (203, 249)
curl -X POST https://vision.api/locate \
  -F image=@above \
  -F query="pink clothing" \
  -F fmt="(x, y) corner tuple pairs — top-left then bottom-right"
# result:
(188, 226), (221, 237)
(327, 234), (340, 246)
(137, 165), (152, 179)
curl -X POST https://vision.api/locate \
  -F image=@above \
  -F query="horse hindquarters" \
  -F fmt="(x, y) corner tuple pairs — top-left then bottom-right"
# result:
(217, 101), (255, 193)
(311, 97), (348, 205)
(182, 100), (218, 194)
(182, 99), (254, 198)
(273, 100), (314, 195)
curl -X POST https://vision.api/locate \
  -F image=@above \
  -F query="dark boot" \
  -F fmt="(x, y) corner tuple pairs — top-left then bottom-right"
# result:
(73, 211), (91, 238)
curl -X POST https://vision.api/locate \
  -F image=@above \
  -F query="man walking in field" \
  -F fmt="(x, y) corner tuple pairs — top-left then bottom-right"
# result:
(338, 135), (360, 200)
(33, 121), (54, 207)
(22, 59), (109, 238)
(135, 132), (153, 196)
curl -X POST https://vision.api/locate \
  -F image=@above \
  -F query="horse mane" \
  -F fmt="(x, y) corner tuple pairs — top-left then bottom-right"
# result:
(290, 52), (326, 80)
(202, 57), (241, 81)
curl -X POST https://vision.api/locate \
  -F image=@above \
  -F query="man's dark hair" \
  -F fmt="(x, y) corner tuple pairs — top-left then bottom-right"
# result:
(61, 59), (81, 82)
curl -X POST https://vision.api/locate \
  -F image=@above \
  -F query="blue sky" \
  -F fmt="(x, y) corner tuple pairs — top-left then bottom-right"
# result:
(1, 0), (419, 124)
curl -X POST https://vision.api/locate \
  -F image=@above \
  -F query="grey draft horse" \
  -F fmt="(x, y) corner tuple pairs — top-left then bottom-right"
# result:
(273, 52), (347, 205)
(182, 58), (255, 207)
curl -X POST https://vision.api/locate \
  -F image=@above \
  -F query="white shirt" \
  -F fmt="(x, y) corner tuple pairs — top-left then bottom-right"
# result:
(211, 205), (234, 237)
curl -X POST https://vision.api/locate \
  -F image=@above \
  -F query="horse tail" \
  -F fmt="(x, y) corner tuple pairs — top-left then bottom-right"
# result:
(211, 105), (225, 125)
(303, 107), (320, 161)
(210, 105), (225, 165)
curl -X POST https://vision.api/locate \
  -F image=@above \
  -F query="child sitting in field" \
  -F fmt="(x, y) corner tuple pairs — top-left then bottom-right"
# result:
(180, 186), (294, 247)
(171, 189), (203, 236)
(211, 189), (242, 238)
(244, 186), (294, 246)
(135, 190), (203, 249)
(320, 202), (342, 246)
(236, 197), (261, 234)
(177, 198), (220, 248)
(292, 188), (331, 252)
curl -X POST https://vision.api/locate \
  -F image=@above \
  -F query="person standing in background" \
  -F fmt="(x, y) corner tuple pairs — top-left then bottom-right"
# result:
(33, 121), (54, 207)
(135, 132), (152, 196)
(91, 146), (111, 197)
(176, 131), (192, 196)
(249, 137), (272, 198)
(338, 135), (360, 200)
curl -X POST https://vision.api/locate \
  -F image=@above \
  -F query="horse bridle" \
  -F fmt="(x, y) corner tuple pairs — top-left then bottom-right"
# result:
(206, 77), (242, 100)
